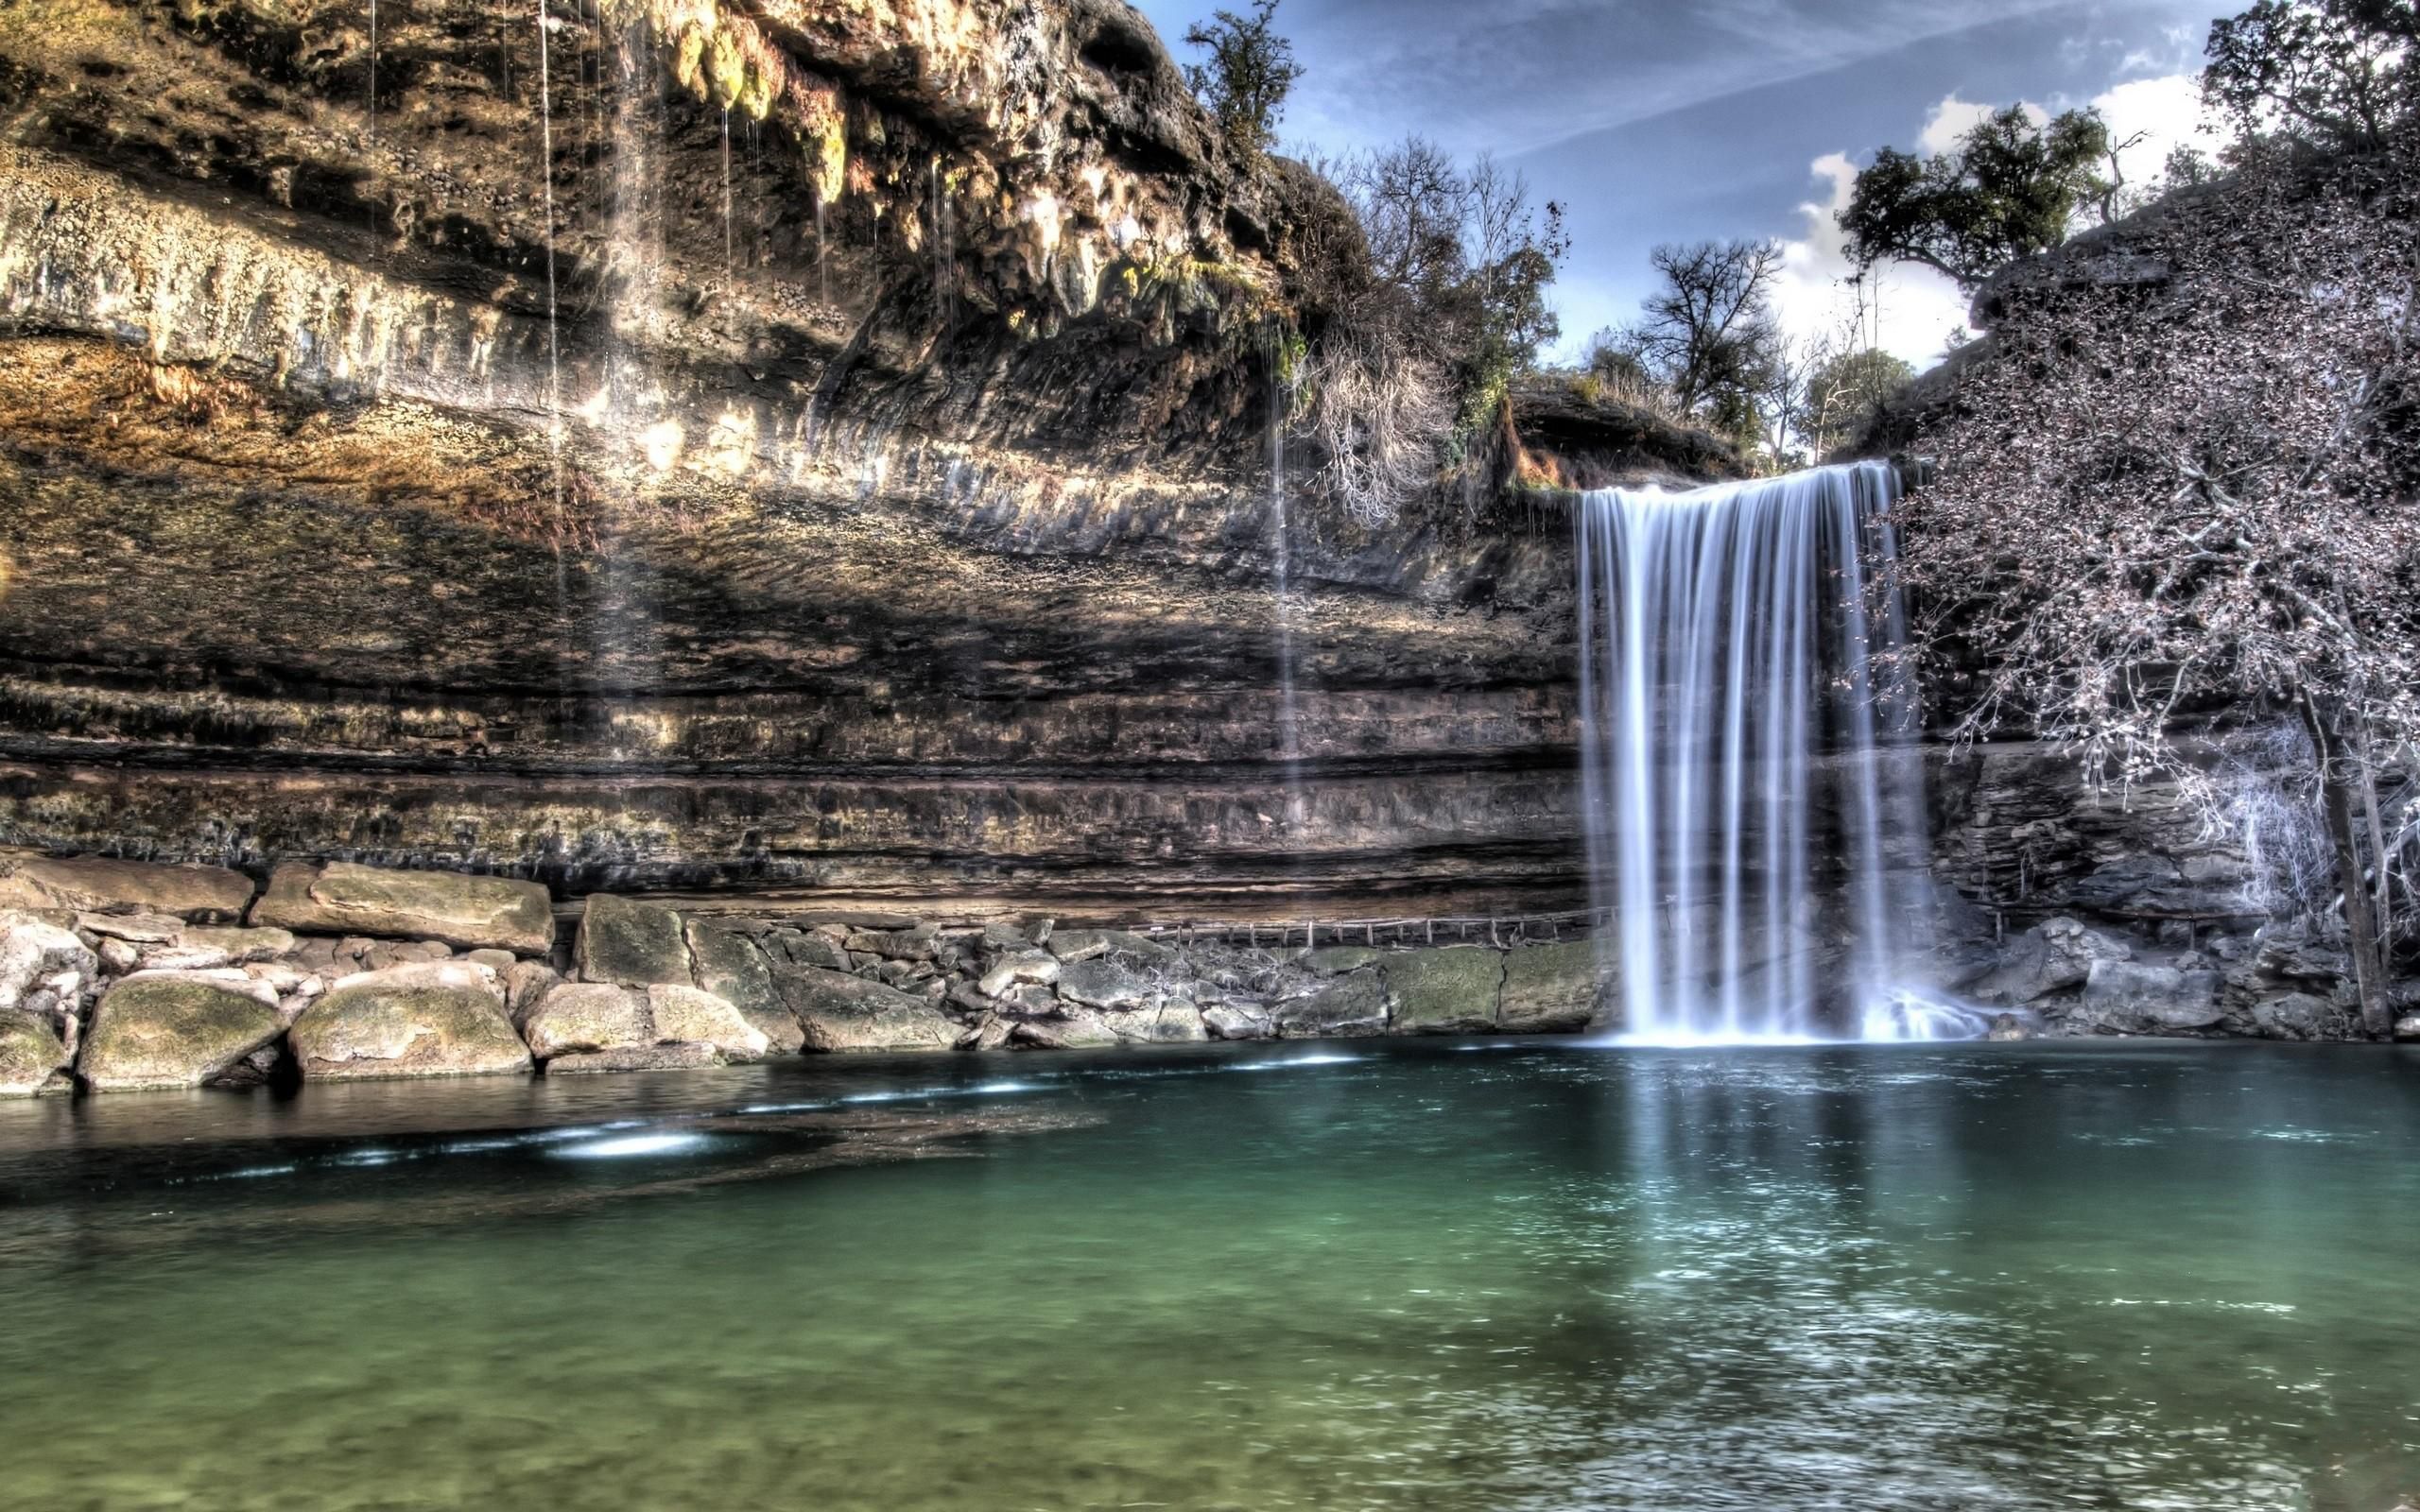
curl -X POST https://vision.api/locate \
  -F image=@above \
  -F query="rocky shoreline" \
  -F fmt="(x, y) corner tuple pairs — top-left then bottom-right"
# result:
(5, 846), (2417, 1099)
(0, 852), (1613, 1097)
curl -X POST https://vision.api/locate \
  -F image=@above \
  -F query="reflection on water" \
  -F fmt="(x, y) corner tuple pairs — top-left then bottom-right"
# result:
(0, 1041), (2414, 1511)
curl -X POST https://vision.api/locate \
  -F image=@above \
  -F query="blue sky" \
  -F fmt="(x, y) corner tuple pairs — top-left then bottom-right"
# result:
(1131, 0), (2232, 365)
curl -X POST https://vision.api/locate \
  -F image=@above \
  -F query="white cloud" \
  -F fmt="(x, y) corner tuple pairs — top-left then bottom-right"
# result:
(2088, 72), (2230, 189)
(1769, 77), (2232, 372)
(1769, 152), (1971, 369)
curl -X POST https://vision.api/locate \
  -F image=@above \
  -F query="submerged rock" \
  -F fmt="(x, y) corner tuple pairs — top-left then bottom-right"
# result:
(1383, 948), (1502, 1034)
(545, 1044), (729, 1074)
(252, 863), (554, 955)
(79, 976), (284, 1091)
(288, 983), (532, 1081)
(0, 1012), (68, 1095)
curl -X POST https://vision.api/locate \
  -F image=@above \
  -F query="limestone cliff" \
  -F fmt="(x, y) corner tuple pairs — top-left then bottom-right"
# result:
(0, 0), (1693, 916)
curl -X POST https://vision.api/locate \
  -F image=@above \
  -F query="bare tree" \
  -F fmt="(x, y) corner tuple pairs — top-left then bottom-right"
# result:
(1897, 144), (2420, 1033)
(1622, 239), (1785, 434)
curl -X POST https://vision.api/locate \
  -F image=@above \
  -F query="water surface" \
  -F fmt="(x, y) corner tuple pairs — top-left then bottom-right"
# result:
(1, 1040), (2413, 1511)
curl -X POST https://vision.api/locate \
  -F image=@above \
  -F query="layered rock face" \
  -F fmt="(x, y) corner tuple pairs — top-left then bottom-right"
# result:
(0, 0), (1639, 920)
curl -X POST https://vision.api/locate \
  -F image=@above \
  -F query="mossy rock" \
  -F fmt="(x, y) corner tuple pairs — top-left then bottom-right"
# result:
(775, 967), (957, 1053)
(1383, 948), (1503, 1035)
(577, 895), (694, 988)
(79, 977), (283, 1091)
(1273, 972), (1389, 1039)
(290, 983), (531, 1082)
(1497, 943), (1606, 1034)
(0, 1012), (68, 1095)
(521, 983), (649, 1060)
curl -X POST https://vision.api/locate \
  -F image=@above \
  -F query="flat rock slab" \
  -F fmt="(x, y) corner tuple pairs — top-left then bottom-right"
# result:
(577, 895), (693, 988)
(79, 976), (284, 1091)
(289, 983), (532, 1081)
(0, 852), (254, 921)
(1497, 943), (1603, 1034)
(546, 1044), (727, 1074)
(252, 863), (554, 955)
(0, 1012), (68, 1095)
(775, 967), (958, 1053)
(1384, 948), (1503, 1034)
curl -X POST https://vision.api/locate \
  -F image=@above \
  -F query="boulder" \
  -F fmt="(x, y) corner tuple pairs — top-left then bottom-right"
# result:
(78, 976), (284, 1091)
(504, 960), (563, 1019)
(0, 852), (253, 921)
(289, 982), (532, 1082)
(1011, 1012), (1122, 1050)
(1498, 942), (1604, 1034)
(251, 863), (554, 954)
(2071, 960), (2225, 1033)
(957, 1014), (1014, 1052)
(520, 983), (650, 1060)
(682, 925), (803, 1056)
(1201, 1002), (1274, 1040)
(1986, 1012), (2036, 1042)
(2250, 992), (2355, 1042)
(577, 895), (693, 988)
(978, 949), (1063, 998)
(1967, 918), (2134, 1005)
(774, 967), (959, 1053)
(2397, 1012), (2420, 1043)
(766, 929), (851, 973)
(1046, 929), (1113, 964)
(1383, 948), (1503, 1034)
(0, 912), (97, 1014)
(1057, 957), (1158, 1011)
(647, 984), (776, 1060)
(0, 1013), (69, 1095)
(1273, 972), (1389, 1038)
(1101, 1002), (1210, 1044)
(111, 967), (279, 1009)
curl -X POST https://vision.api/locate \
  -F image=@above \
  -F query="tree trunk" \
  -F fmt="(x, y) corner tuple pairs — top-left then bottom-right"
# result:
(2304, 698), (2394, 1038)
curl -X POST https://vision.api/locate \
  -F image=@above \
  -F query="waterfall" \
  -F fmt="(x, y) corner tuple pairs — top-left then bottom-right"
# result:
(1576, 461), (1965, 1043)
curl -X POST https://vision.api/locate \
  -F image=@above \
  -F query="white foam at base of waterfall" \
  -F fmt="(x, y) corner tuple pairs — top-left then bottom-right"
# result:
(1576, 460), (1978, 1045)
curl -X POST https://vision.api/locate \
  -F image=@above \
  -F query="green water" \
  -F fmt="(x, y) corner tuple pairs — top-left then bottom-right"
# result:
(1, 1040), (2415, 1511)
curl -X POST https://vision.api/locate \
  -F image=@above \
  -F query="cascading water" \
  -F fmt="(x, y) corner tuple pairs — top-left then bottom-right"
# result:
(1576, 460), (1975, 1044)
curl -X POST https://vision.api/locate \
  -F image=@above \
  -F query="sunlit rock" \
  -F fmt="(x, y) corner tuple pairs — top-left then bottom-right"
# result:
(253, 864), (554, 956)
(79, 977), (283, 1091)
(0, 1013), (68, 1096)
(0, 853), (252, 922)
(289, 984), (532, 1082)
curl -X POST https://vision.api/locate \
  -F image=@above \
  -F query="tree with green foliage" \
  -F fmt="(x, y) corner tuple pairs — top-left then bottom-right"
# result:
(1183, 0), (1305, 164)
(1802, 347), (1914, 456)
(1839, 106), (2114, 289)
(2204, 0), (2418, 147)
